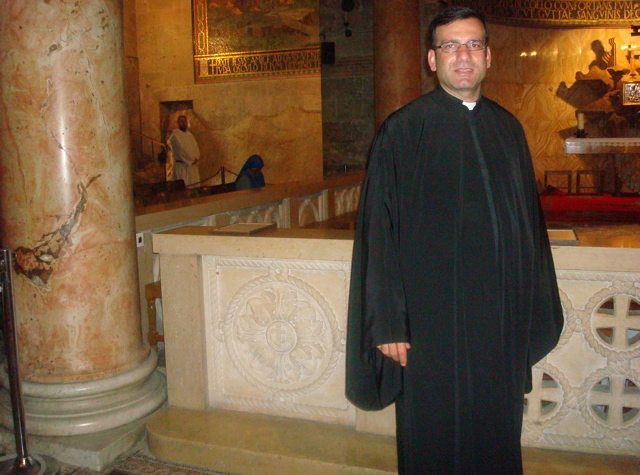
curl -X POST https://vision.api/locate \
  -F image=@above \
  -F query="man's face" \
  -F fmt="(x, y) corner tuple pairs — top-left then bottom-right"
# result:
(427, 18), (491, 102)
(178, 116), (188, 131)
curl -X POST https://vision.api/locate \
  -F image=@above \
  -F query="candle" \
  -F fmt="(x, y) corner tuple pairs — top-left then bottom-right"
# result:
(577, 112), (585, 130)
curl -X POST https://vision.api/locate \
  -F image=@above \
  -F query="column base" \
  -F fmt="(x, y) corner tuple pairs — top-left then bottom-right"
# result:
(0, 351), (167, 436)
(0, 416), (148, 472)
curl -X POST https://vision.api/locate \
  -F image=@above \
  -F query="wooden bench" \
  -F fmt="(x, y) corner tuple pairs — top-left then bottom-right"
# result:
(145, 281), (164, 349)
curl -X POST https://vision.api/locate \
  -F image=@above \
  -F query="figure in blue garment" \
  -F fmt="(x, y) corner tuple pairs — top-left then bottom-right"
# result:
(235, 154), (266, 191)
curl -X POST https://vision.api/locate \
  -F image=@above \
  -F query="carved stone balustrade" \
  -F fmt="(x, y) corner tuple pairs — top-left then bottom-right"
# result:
(150, 226), (640, 464)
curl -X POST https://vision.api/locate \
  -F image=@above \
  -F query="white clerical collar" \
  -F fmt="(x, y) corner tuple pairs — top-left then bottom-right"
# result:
(463, 101), (477, 110)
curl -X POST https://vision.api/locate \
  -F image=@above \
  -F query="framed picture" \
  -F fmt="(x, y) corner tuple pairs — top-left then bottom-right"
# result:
(622, 80), (640, 105)
(193, 0), (321, 82)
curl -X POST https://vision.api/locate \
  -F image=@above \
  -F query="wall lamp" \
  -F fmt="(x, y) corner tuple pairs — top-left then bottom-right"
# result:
(341, 0), (354, 37)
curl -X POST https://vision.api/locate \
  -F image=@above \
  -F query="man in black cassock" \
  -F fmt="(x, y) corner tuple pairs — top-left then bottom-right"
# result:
(346, 6), (564, 474)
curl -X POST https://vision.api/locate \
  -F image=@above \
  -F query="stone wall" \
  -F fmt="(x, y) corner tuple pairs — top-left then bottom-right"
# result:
(135, 172), (364, 348)
(132, 0), (323, 187)
(126, 2), (640, 189)
(319, 0), (374, 175)
(484, 24), (639, 190)
(153, 221), (640, 456)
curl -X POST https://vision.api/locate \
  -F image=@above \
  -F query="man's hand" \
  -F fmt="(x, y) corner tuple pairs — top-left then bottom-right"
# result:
(377, 342), (411, 366)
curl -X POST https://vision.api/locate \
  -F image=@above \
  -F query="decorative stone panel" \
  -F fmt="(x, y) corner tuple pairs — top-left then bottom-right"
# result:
(228, 203), (286, 228)
(298, 191), (327, 227)
(202, 256), (354, 425)
(334, 184), (362, 217)
(523, 271), (640, 455)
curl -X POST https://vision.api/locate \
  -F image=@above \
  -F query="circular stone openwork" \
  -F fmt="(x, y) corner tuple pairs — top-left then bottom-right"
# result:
(553, 288), (575, 351)
(579, 367), (640, 437)
(224, 272), (340, 395)
(583, 286), (640, 361)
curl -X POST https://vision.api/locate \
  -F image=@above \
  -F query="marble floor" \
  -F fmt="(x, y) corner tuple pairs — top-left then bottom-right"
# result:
(49, 433), (639, 474)
(521, 447), (639, 474)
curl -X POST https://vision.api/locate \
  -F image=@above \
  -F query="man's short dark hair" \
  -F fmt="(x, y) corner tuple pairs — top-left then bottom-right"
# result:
(428, 6), (489, 49)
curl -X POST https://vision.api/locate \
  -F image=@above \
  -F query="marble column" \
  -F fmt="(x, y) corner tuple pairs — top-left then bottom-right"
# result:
(0, 0), (165, 435)
(373, 0), (422, 128)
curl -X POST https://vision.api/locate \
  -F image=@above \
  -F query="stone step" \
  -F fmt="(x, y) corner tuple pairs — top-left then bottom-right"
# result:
(147, 406), (397, 475)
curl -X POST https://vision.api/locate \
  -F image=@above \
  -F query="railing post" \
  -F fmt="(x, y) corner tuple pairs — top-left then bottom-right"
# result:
(0, 249), (60, 474)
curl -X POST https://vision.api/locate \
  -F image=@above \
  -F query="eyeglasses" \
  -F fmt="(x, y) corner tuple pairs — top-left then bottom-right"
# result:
(435, 40), (487, 54)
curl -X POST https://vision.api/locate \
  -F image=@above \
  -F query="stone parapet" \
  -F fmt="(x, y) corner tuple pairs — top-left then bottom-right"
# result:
(152, 227), (640, 456)
(134, 173), (365, 348)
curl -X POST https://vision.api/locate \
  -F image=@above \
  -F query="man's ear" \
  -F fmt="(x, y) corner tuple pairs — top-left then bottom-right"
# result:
(486, 46), (492, 69)
(427, 49), (437, 72)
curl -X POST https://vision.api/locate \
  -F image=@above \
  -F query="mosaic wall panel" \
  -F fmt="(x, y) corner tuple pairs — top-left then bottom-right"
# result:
(202, 256), (354, 425)
(192, 0), (320, 81)
(523, 271), (640, 454)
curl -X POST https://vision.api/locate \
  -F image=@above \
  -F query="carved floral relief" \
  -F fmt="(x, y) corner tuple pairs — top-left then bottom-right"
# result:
(203, 257), (353, 424)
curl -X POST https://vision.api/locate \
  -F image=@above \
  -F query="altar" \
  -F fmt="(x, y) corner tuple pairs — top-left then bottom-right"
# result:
(565, 137), (640, 194)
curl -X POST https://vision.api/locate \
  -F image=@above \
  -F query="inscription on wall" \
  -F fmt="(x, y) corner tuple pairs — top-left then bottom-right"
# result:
(451, 0), (640, 26)
(196, 48), (320, 81)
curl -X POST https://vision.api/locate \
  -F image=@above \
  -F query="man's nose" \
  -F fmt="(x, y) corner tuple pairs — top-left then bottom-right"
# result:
(455, 44), (473, 58)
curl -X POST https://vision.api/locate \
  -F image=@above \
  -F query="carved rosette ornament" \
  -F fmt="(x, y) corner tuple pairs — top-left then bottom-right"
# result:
(223, 268), (341, 396)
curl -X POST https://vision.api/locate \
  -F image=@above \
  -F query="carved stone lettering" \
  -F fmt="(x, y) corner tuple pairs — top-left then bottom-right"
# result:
(451, 0), (640, 26)
(196, 48), (320, 80)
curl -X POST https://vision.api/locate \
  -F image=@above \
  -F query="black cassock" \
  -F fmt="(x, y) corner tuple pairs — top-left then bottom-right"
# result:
(346, 87), (564, 474)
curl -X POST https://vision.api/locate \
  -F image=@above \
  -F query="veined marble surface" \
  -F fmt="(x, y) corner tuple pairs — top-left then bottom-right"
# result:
(0, 0), (165, 438)
(0, 0), (147, 383)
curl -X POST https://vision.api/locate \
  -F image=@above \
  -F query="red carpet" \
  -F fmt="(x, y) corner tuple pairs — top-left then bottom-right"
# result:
(541, 193), (640, 225)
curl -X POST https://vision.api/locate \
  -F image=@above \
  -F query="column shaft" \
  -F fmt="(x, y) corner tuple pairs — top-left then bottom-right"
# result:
(0, 0), (165, 435)
(373, 0), (422, 129)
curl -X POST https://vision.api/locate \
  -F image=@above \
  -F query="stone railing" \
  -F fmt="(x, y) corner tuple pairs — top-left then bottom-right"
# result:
(521, 247), (640, 455)
(134, 172), (364, 346)
(152, 228), (640, 457)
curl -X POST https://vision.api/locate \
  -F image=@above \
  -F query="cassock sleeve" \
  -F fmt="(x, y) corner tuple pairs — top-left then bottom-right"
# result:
(345, 123), (410, 410)
(522, 137), (565, 393)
